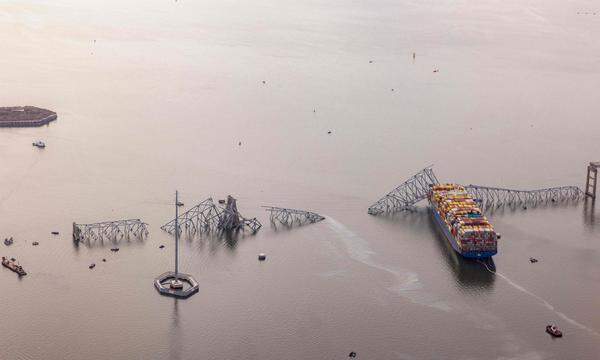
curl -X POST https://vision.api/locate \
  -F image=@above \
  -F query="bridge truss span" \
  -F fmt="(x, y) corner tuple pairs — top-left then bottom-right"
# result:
(368, 166), (440, 215)
(464, 184), (584, 209)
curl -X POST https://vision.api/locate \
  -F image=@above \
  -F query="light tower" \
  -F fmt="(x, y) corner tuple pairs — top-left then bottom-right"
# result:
(154, 191), (199, 298)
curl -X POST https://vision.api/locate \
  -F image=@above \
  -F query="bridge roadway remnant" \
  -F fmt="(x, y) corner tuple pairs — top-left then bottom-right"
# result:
(161, 195), (262, 236)
(263, 206), (325, 227)
(73, 219), (148, 243)
(368, 166), (585, 215)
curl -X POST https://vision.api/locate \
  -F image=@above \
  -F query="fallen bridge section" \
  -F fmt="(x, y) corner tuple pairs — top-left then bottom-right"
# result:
(263, 206), (325, 227)
(368, 166), (439, 215)
(161, 195), (262, 236)
(465, 185), (584, 209)
(73, 219), (148, 243)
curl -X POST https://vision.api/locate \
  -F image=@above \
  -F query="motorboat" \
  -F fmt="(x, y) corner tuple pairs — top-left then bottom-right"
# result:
(32, 140), (46, 148)
(546, 324), (563, 337)
(4, 237), (13, 246)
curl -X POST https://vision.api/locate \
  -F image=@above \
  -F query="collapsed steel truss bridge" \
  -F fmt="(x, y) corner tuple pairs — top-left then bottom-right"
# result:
(263, 206), (325, 227)
(368, 167), (584, 215)
(72, 219), (149, 243)
(161, 196), (262, 236)
(367, 166), (439, 215)
(465, 185), (584, 209)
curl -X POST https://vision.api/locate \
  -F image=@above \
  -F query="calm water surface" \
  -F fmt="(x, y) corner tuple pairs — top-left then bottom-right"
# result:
(1, 0), (599, 359)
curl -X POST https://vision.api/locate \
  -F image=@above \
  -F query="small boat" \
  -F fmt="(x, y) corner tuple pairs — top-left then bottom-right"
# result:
(4, 237), (13, 246)
(51, 231), (59, 235)
(110, 248), (119, 252)
(32, 241), (39, 246)
(32, 140), (46, 148)
(529, 257), (538, 263)
(89, 263), (96, 269)
(258, 253), (267, 261)
(2, 256), (26, 276)
(102, 258), (106, 262)
(159, 245), (165, 249)
(218, 199), (226, 204)
(546, 325), (563, 337)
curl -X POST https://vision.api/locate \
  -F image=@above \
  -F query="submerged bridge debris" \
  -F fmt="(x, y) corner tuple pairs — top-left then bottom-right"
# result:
(367, 166), (439, 215)
(161, 195), (262, 236)
(72, 219), (148, 243)
(263, 206), (325, 226)
(368, 166), (585, 215)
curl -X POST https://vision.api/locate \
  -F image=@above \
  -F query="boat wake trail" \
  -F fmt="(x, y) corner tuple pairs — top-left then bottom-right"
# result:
(478, 260), (600, 338)
(326, 217), (451, 312)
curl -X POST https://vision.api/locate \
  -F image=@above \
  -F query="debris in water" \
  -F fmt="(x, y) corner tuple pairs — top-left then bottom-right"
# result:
(258, 253), (266, 261)
(529, 257), (538, 263)
(433, 69), (439, 73)
(349, 352), (357, 358)
(110, 248), (119, 252)
(159, 245), (165, 249)
(327, 130), (332, 134)
(412, 52), (416, 59)
(262, 80), (266, 84)
(32, 242), (39, 246)
(369, 60), (373, 63)
(89, 263), (96, 269)
(176, 201), (184, 207)
(238, 141), (242, 146)
(102, 258), (106, 262)
(4, 237), (13, 246)
(51, 231), (59, 235)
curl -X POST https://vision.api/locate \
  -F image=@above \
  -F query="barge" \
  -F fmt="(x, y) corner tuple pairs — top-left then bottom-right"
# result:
(428, 184), (498, 258)
(2, 256), (27, 276)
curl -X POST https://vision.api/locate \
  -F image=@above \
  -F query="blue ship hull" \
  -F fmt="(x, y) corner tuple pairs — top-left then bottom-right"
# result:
(429, 205), (496, 259)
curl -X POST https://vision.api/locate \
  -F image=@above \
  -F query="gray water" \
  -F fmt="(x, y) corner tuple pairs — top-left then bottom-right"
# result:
(1, 0), (599, 359)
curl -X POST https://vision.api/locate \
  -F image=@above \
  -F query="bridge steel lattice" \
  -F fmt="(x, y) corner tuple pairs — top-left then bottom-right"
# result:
(368, 167), (440, 215)
(161, 196), (262, 236)
(465, 185), (585, 209)
(73, 219), (149, 243)
(263, 206), (325, 226)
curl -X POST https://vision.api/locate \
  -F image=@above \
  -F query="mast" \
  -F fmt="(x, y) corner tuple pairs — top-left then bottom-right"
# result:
(175, 190), (179, 279)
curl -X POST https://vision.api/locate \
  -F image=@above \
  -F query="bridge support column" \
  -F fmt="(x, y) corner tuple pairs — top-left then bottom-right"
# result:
(585, 162), (599, 200)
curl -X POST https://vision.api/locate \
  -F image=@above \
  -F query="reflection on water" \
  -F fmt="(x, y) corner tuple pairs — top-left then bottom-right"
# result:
(582, 198), (596, 229)
(180, 230), (252, 252)
(373, 209), (496, 291)
(426, 212), (496, 291)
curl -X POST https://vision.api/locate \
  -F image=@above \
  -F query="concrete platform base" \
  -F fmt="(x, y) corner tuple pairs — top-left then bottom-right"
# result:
(154, 271), (198, 298)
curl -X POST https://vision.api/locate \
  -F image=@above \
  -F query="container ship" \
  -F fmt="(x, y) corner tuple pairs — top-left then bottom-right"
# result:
(428, 184), (498, 258)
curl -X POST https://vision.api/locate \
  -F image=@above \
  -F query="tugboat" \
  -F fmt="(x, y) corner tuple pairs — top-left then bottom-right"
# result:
(2, 256), (27, 276)
(546, 324), (563, 337)
(4, 237), (13, 246)
(32, 140), (46, 148)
